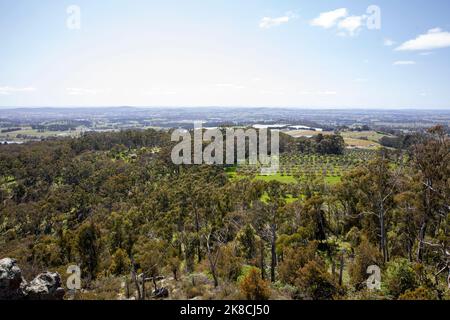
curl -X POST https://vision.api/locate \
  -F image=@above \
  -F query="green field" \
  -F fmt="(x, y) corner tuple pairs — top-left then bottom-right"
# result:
(227, 150), (374, 185)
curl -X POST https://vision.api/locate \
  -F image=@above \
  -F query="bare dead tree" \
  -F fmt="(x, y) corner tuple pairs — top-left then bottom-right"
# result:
(204, 228), (225, 288)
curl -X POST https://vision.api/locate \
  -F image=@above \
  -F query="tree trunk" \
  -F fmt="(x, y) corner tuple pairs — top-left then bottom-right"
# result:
(270, 224), (277, 282)
(131, 270), (142, 300)
(417, 219), (427, 262)
(379, 204), (389, 263)
(141, 275), (146, 300)
(260, 241), (266, 280)
(339, 253), (344, 286)
(207, 253), (219, 288)
(173, 269), (178, 281)
(194, 207), (202, 263)
(211, 269), (219, 288)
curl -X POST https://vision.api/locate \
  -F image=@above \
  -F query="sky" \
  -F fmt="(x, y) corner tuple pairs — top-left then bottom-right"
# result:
(1, 0), (450, 109)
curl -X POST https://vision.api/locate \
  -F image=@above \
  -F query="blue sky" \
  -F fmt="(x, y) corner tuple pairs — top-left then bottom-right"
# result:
(1, 0), (450, 108)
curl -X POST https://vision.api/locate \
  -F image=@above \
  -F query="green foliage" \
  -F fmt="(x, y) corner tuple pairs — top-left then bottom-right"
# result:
(349, 239), (383, 290)
(109, 248), (131, 275)
(0, 125), (447, 300)
(134, 238), (166, 278)
(217, 244), (243, 282)
(236, 224), (257, 261)
(76, 221), (101, 280)
(383, 258), (418, 298)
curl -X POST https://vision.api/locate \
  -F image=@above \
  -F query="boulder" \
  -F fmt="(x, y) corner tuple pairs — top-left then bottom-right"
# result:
(0, 258), (65, 300)
(25, 272), (65, 300)
(0, 258), (26, 300)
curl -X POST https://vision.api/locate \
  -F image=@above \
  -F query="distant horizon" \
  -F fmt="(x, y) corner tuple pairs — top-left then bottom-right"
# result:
(1, 105), (450, 111)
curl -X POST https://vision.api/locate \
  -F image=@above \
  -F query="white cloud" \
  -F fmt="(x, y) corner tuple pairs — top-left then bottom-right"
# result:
(384, 38), (395, 46)
(259, 13), (293, 29)
(297, 90), (337, 96)
(311, 8), (348, 29)
(396, 28), (450, 51)
(0, 86), (36, 95)
(66, 88), (110, 95)
(214, 83), (245, 89)
(393, 60), (416, 66)
(338, 15), (366, 36)
(259, 89), (285, 95)
(143, 88), (177, 96)
(419, 51), (433, 56)
(321, 91), (338, 95)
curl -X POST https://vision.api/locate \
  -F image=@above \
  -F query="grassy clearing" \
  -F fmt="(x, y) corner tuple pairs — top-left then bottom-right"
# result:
(0, 126), (83, 141)
(255, 174), (297, 184)
(260, 192), (299, 203)
(344, 138), (381, 149)
(340, 130), (391, 142)
(284, 130), (333, 138)
(285, 130), (391, 150)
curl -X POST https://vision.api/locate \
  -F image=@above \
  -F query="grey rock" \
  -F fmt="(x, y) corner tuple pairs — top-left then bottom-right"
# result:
(0, 258), (26, 300)
(0, 258), (65, 300)
(25, 272), (65, 300)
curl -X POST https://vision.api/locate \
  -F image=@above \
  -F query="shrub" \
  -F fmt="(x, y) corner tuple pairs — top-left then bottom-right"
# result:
(239, 267), (271, 300)
(349, 239), (383, 290)
(398, 287), (438, 300)
(278, 242), (317, 285)
(109, 248), (130, 275)
(384, 258), (417, 298)
(217, 244), (243, 282)
(295, 259), (339, 300)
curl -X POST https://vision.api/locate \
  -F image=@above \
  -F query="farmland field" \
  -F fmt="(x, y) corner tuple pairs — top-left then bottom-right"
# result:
(227, 149), (375, 184)
(0, 126), (83, 142)
(284, 130), (390, 150)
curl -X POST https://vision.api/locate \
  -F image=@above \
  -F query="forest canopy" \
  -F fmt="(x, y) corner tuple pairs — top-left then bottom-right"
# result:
(0, 126), (448, 300)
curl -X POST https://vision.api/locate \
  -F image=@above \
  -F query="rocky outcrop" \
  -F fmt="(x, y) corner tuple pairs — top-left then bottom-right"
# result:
(0, 258), (26, 300)
(0, 258), (65, 300)
(24, 272), (65, 300)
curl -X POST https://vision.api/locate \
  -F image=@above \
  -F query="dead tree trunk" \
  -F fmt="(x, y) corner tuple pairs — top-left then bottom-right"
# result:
(131, 269), (142, 300)
(205, 232), (221, 288)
